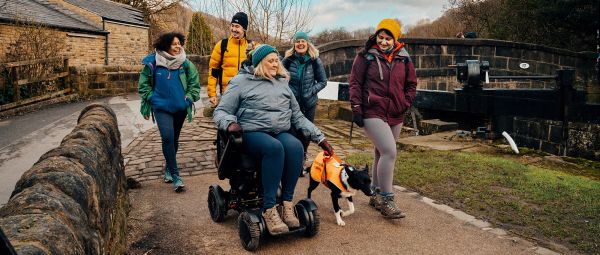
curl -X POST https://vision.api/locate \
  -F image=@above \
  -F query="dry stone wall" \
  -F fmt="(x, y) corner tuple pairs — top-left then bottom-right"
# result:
(71, 64), (142, 97)
(0, 104), (128, 255)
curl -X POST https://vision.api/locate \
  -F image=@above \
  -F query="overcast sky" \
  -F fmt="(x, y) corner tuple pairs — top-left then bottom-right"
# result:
(194, 0), (450, 35)
(310, 0), (449, 33)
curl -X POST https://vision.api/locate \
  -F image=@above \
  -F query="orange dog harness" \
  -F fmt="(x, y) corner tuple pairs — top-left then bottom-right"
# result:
(310, 152), (350, 193)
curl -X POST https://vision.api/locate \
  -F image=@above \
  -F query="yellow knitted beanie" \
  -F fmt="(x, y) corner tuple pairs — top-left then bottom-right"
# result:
(375, 18), (401, 40)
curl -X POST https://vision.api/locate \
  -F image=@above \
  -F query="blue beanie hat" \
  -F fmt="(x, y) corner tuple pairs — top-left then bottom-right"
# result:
(252, 44), (278, 67)
(293, 31), (309, 42)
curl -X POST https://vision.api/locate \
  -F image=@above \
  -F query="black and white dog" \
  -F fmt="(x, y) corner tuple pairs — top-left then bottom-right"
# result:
(307, 163), (374, 226)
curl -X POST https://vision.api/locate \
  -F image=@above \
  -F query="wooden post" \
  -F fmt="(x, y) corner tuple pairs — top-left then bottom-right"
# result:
(11, 67), (19, 103)
(63, 57), (70, 90)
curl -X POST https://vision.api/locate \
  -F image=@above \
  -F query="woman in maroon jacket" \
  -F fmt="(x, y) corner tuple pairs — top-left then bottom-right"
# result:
(349, 18), (417, 219)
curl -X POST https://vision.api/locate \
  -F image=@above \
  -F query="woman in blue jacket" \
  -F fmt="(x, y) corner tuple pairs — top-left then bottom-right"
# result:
(282, 32), (328, 168)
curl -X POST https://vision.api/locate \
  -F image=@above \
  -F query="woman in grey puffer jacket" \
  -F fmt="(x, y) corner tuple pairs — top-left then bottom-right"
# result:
(214, 44), (333, 235)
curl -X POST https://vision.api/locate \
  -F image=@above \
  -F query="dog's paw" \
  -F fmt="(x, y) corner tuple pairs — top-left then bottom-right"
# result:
(341, 210), (354, 217)
(336, 219), (346, 226)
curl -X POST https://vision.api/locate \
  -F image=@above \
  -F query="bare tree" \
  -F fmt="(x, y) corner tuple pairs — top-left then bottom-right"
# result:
(111, 0), (191, 44)
(312, 27), (352, 45)
(352, 27), (374, 40)
(201, 0), (312, 46)
(406, 11), (465, 38)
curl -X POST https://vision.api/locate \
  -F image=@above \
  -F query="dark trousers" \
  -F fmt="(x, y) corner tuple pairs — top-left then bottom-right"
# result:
(299, 105), (316, 153)
(154, 109), (187, 176)
(242, 131), (304, 210)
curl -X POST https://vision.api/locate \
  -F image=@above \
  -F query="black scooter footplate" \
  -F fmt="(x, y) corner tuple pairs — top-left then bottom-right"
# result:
(269, 226), (306, 236)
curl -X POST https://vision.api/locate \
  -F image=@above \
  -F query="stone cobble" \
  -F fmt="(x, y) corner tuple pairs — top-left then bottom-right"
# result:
(124, 115), (218, 182)
(124, 112), (376, 182)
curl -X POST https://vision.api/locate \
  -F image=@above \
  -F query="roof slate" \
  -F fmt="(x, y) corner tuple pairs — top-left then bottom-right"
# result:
(64, 0), (148, 27)
(0, 0), (148, 33)
(0, 0), (104, 33)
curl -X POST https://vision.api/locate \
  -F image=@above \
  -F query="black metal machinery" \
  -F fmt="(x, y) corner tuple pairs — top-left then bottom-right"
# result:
(414, 59), (593, 154)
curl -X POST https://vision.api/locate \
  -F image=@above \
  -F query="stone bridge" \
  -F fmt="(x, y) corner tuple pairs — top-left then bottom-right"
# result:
(318, 38), (597, 101)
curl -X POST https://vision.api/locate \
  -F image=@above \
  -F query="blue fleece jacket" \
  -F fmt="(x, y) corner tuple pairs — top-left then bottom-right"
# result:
(141, 53), (191, 114)
(150, 66), (188, 113)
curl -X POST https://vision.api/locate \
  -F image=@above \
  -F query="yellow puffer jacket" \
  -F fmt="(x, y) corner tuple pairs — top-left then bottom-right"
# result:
(207, 36), (249, 98)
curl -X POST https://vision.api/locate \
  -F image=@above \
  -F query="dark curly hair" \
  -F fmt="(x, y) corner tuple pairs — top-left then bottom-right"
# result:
(153, 32), (185, 52)
(361, 29), (393, 55)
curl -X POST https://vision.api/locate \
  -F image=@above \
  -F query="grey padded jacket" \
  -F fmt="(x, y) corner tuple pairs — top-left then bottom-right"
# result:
(213, 66), (325, 142)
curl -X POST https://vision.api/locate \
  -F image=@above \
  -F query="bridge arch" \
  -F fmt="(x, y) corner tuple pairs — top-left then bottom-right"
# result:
(316, 38), (597, 103)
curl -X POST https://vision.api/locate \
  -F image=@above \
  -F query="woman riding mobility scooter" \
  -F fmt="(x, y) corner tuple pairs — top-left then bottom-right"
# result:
(208, 44), (330, 251)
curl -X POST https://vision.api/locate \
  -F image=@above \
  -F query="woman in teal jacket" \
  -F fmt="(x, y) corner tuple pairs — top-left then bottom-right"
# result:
(138, 32), (200, 192)
(282, 32), (328, 171)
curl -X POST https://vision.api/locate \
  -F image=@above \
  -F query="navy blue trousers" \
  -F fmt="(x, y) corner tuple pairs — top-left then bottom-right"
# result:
(154, 109), (187, 175)
(242, 131), (304, 210)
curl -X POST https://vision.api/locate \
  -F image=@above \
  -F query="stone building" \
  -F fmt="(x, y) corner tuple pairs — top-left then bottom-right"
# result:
(0, 0), (149, 66)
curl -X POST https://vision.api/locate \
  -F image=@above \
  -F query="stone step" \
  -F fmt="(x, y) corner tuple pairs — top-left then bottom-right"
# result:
(419, 119), (459, 135)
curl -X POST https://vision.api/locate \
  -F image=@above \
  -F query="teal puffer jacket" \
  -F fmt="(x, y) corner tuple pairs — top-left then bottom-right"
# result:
(282, 55), (327, 110)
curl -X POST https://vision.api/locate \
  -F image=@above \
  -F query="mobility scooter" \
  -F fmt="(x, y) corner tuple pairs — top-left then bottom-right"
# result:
(208, 131), (320, 251)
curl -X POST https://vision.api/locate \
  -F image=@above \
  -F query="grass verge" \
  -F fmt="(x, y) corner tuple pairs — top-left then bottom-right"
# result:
(346, 149), (600, 254)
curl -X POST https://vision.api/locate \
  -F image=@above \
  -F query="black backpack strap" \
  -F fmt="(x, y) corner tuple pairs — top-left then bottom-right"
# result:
(217, 38), (228, 94)
(220, 38), (228, 60)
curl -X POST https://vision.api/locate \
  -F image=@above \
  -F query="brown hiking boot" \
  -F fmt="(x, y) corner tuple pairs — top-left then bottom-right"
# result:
(369, 193), (383, 211)
(380, 195), (406, 219)
(280, 201), (300, 228)
(262, 207), (289, 234)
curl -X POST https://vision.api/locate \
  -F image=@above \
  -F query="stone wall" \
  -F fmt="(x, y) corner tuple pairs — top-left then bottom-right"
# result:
(187, 54), (210, 85)
(0, 104), (128, 255)
(68, 56), (207, 98)
(0, 24), (66, 61)
(71, 65), (142, 97)
(513, 117), (600, 160)
(0, 24), (106, 66)
(0, 22), (149, 67)
(105, 22), (149, 65)
(65, 33), (107, 66)
(317, 38), (598, 104)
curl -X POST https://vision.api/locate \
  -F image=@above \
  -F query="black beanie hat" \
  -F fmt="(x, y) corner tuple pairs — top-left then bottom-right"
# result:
(231, 12), (248, 30)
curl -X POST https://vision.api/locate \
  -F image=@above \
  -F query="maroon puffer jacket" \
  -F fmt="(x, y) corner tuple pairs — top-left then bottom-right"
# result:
(349, 46), (417, 126)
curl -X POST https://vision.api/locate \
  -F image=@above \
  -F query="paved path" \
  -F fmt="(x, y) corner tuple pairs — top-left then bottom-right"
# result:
(125, 111), (558, 255)
(0, 94), (152, 205)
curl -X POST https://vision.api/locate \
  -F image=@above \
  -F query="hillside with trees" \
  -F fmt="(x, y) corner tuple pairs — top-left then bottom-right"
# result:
(407, 0), (598, 52)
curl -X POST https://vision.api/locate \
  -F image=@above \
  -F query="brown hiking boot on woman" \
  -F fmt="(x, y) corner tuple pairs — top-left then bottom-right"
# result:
(380, 196), (406, 219)
(369, 194), (383, 210)
(280, 201), (300, 228)
(262, 207), (289, 234)
(369, 189), (383, 210)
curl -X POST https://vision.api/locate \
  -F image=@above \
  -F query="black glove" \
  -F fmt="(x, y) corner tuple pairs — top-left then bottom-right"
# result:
(352, 115), (364, 128)
(318, 139), (334, 156)
(227, 122), (243, 137)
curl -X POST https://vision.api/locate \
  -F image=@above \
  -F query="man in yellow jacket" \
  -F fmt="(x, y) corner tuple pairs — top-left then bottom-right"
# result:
(207, 12), (251, 106)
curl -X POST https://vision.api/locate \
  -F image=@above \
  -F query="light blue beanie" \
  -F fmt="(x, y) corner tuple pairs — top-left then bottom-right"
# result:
(251, 44), (278, 67)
